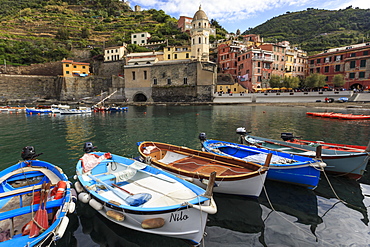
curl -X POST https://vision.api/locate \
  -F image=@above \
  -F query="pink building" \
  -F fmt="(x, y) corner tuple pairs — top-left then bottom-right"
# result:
(178, 16), (193, 32)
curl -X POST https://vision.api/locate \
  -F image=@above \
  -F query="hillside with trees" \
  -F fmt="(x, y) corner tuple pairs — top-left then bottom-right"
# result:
(244, 6), (370, 55)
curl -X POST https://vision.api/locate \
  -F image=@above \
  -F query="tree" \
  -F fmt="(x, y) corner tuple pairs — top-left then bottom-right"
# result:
(283, 76), (300, 89)
(333, 74), (345, 88)
(81, 27), (91, 39)
(304, 73), (326, 88)
(269, 74), (282, 88)
(55, 28), (70, 40)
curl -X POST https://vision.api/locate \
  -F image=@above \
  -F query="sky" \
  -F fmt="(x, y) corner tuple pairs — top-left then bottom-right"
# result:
(128, 0), (370, 33)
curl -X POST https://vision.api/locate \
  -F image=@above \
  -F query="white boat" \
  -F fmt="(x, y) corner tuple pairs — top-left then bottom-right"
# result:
(75, 142), (217, 245)
(52, 106), (91, 115)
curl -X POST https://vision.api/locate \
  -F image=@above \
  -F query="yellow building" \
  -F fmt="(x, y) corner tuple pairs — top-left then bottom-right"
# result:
(62, 60), (90, 77)
(216, 74), (247, 94)
(163, 46), (191, 60)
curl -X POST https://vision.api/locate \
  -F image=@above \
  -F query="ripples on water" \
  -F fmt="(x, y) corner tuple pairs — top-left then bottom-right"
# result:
(0, 105), (369, 246)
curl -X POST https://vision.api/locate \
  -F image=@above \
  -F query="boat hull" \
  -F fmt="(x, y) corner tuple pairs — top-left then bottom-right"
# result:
(76, 152), (214, 245)
(245, 135), (369, 180)
(138, 141), (269, 197)
(0, 160), (74, 247)
(201, 140), (324, 190)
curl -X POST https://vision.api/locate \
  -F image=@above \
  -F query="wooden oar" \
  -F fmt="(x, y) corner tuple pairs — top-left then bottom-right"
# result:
(40, 183), (51, 231)
(29, 182), (45, 238)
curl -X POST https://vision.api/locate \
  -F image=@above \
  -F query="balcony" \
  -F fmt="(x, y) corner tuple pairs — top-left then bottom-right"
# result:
(252, 56), (274, 62)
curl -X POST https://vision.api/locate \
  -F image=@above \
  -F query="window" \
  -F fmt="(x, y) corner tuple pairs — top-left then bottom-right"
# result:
(350, 53), (356, 57)
(167, 54), (170, 59)
(257, 62), (261, 67)
(336, 55), (341, 61)
(310, 60), (314, 64)
(167, 78), (171, 85)
(364, 51), (369, 55)
(183, 77), (188, 85)
(198, 37), (201, 44)
(325, 76), (328, 81)
(144, 71), (147, 80)
(359, 72), (365, 78)
(350, 61), (356, 68)
(66, 64), (69, 67)
(153, 78), (157, 85)
(132, 71), (135, 80)
(174, 54), (177, 59)
(133, 35), (137, 38)
(141, 34), (144, 37)
(141, 40), (145, 43)
(324, 66), (329, 72)
(82, 66), (86, 69)
(316, 68), (320, 73)
(317, 59), (321, 64)
(360, 60), (366, 67)
(73, 65), (77, 68)
(257, 76), (262, 82)
(134, 41), (137, 44)
(186, 53), (189, 58)
(66, 71), (70, 74)
(168, 48), (170, 51)
(349, 72), (355, 79)
(335, 65), (341, 71)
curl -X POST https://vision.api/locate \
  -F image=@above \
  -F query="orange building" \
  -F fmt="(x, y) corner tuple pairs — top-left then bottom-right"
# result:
(61, 60), (90, 77)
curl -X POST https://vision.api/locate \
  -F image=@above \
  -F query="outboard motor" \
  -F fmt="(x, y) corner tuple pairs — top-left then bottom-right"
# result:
(236, 127), (247, 135)
(281, 133), (295, 141)
(83, 142), (96, 153)
(198, 133), (207, 142)
(21, 146), (37, 160)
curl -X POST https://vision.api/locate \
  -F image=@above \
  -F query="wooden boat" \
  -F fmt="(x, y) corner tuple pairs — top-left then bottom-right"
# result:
(75, 142), (217, 246)
(306, 112), (370, 120)
(0, 146), (75, 247)
(199, 134), (325, 190)
(137, 141), (270, 197)
(238, 128), (370, 180)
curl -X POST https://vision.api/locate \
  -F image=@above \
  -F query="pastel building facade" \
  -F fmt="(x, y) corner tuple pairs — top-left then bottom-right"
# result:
(61, 60), (90, 77)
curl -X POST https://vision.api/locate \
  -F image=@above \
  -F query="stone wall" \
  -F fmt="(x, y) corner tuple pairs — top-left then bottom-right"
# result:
(60, 76), (112, 101)
(0, 62), (63, 76)
(0, 74), (60, 103)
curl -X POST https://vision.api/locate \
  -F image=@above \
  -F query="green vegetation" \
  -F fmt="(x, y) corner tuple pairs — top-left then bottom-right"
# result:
(304, 73), (326, 88)
(0, 0), (216, 65)
(244, 7), (370, 55)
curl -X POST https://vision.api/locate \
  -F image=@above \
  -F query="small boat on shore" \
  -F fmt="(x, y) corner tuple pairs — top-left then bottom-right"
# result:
(199, 133), (325, 190)
(75, 142), (216, 245)
(137, 141), (270, 197)
(306, 112), (370, 120)
(238, 128), (370, 180)
(0, 146), (75, 247)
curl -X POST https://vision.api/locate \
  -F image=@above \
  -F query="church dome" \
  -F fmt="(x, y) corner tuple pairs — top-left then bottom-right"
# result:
(193, 6), (208, 21)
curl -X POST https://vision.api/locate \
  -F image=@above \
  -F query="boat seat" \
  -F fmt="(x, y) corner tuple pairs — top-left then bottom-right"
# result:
(0, 198), (64, 221)
(158, 151), (189, 164)
(0, 167), (60, 185)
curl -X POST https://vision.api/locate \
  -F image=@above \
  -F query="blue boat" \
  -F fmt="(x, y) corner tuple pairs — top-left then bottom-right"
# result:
(75, 142), (216, 245)
(0, 146), (75, 247)
(199, 134), (326, 190)
(25, 108), (53, 115)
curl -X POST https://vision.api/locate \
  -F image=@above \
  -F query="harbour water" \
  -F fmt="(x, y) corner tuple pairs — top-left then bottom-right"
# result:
(1, 104), (370, 246)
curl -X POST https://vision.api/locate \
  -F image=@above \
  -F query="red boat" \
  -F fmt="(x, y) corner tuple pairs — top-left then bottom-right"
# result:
(306, 112), (370, 120)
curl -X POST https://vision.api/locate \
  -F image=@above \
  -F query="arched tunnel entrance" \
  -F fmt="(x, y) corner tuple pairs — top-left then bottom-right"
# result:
(133, 93), (148, 102)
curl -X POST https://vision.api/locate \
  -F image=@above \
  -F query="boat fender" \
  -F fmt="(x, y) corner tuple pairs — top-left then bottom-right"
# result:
(52, 181), (67, 199)
(78, 192), (91, 204)
(89, 198), (103, 211)
(106, 210), (125, 221)
(184, 197), (217, 215)
(74, 181), (84, 193)
(70, 188), (77, 202)
(68, 201), (76, 214)
(141, 218), (165, 229)
(55, 216), (70, 240)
